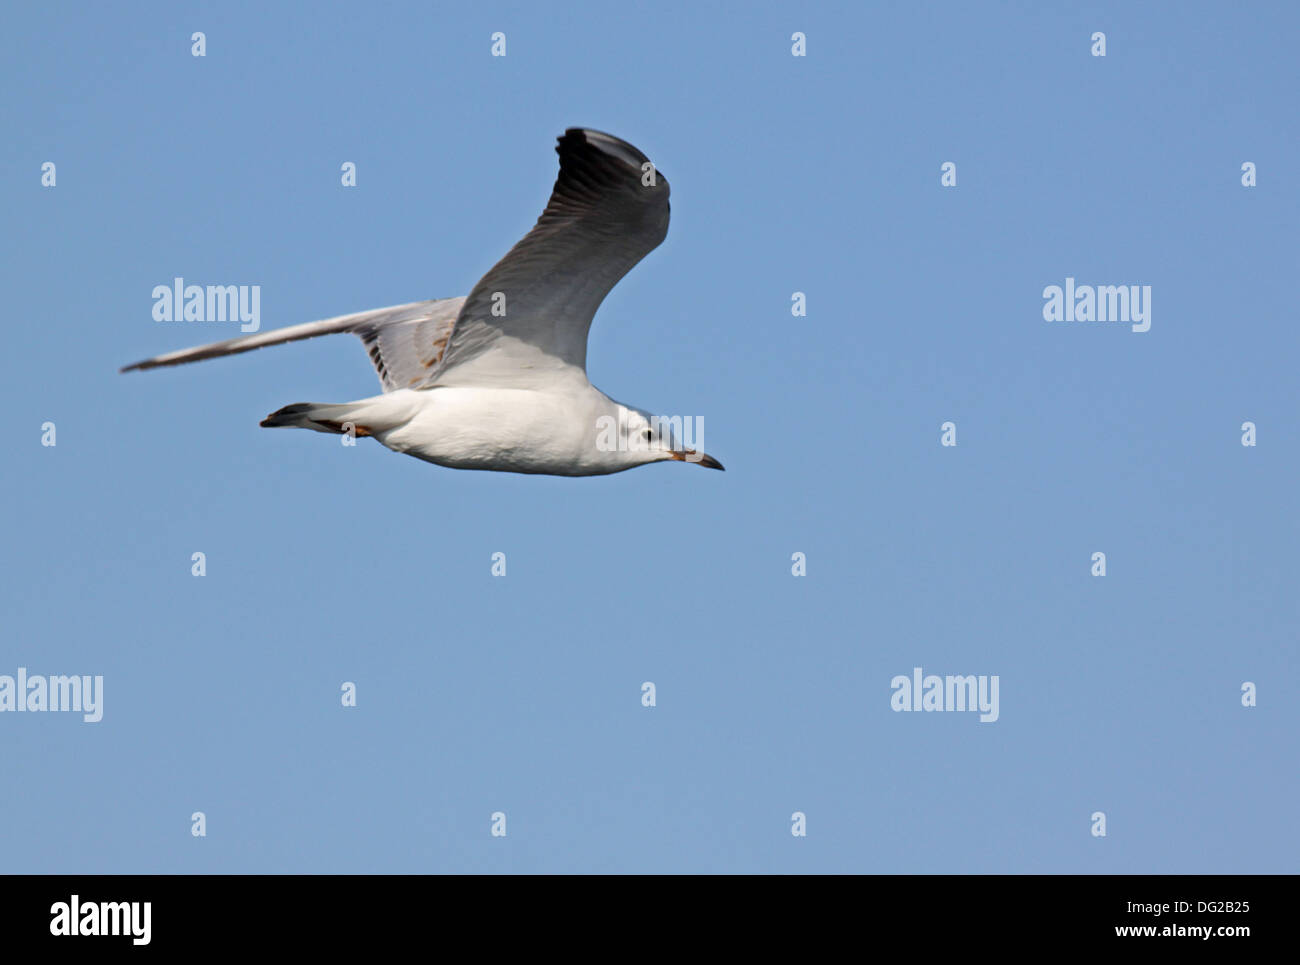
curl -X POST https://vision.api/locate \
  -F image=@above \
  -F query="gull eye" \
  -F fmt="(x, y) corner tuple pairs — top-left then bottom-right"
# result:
(642, 428), (653, 442)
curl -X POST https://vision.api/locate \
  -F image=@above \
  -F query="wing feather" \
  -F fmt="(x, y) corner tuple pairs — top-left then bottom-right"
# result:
(431, 129), (670, 388)
(121, 297), (466, 392)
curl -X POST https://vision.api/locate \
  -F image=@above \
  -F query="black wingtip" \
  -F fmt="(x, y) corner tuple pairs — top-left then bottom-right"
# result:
(552, 128), (669, 207)
(558, 128), (652, 170)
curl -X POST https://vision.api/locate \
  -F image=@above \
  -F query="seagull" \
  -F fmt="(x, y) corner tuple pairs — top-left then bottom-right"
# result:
(122, 128), (723, 476)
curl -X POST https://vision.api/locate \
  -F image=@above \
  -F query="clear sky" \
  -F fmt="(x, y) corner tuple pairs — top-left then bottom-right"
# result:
(3, 1), (1297, 873)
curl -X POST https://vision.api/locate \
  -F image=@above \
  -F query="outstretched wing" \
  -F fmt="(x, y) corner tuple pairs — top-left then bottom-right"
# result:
(431, 128), (670, 389)
(120, 297), (466, 392)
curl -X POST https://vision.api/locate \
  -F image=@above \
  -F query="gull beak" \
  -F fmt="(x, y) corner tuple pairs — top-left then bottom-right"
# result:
(668, 450), (725, 471)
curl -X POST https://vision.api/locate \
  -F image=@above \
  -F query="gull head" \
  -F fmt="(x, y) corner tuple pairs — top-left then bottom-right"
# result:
(599, 404), (724, 472)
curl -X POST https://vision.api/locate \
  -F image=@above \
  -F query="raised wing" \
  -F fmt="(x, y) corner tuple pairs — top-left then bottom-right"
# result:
(120, 297), (466, 392)
(431, 128), (670, 389)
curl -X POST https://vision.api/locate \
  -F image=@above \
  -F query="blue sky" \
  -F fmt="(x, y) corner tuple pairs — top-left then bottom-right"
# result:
(3, 1), (1296, 873)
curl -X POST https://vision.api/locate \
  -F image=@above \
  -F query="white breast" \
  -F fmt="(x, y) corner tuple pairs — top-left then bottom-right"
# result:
(374, 384), (619, 475)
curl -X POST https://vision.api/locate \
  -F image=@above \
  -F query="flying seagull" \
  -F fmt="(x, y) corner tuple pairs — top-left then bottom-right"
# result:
(122, 129), (723, 476)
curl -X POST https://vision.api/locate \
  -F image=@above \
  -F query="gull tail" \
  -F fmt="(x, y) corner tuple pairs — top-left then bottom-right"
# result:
(260, 400), (388, 436)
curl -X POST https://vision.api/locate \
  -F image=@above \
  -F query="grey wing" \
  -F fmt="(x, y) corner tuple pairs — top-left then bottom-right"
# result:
(121, 297), (466, 392)
(431, 128), (670, 389)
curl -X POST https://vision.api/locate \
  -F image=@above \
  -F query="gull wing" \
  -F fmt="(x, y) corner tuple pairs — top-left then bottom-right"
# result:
(430, 128), (670, 389)
(121, 297), (466, 392)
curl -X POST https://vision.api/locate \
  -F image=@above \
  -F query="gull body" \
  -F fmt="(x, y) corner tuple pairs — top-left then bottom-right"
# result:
(328, 383), (677, 477)
(122, 129), (723, 476)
